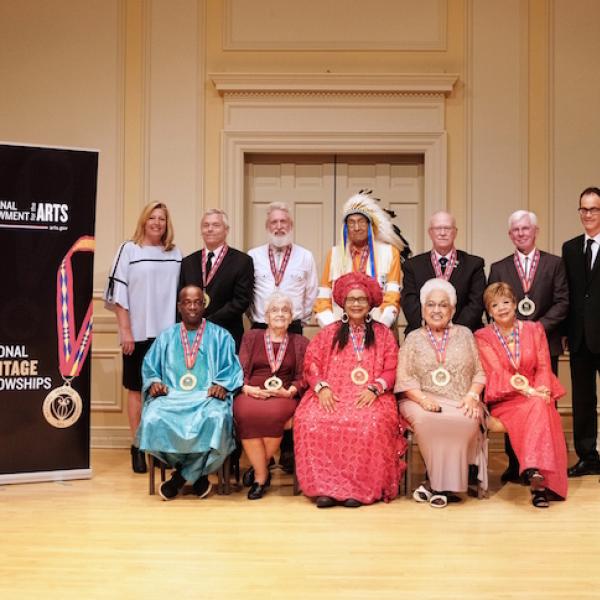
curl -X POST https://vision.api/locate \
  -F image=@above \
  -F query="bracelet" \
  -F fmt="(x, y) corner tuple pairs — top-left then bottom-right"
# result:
(314, 381), (329, 394)
(466, 391), (479, 401)
(367, 384), (380, 397)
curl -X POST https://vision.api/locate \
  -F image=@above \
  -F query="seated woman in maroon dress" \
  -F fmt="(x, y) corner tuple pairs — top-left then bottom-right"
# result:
(475, 282), (568, 508)
(234, 293), (309, 500)
(294, 272), (405, 508)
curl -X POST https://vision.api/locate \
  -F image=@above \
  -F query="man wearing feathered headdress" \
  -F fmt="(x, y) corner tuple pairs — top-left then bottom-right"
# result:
(314, 191), (404, 328)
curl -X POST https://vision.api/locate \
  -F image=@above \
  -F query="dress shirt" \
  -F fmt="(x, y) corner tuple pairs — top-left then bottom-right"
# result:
(248, 243), (319, 324)
(516, 248), (537, 278)
(584, 234), (600, 269)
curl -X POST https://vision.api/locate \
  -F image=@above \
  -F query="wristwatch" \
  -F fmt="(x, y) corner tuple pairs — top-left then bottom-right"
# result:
(314, 381), (329, 394)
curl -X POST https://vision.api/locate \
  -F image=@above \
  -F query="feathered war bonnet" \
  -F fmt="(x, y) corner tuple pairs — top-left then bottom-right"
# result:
(340, 190), (406, 276)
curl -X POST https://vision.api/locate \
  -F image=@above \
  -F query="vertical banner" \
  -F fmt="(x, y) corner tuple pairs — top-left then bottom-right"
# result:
(0, 143), (98, 483)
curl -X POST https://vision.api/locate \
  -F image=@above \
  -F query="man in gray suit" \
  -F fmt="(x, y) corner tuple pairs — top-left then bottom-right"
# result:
(489, 209), (568, 482)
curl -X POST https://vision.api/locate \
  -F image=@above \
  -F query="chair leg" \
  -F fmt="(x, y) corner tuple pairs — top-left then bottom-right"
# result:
(405, 431), (414, 497)
(293, 469), (301, 496)
(148, 454), (155, 495)
(223, 455), (231, 495)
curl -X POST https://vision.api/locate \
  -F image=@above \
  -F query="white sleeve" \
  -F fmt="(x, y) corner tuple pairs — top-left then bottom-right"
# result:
(302, 251), (320, 323)
(104, 242), (132, 311)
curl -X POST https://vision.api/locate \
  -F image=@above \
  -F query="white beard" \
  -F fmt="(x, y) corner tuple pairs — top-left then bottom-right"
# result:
(268, 231), (294, 248)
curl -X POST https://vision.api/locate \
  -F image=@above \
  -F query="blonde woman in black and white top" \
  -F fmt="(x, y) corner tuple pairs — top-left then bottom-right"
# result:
(104, 202), (182, 473)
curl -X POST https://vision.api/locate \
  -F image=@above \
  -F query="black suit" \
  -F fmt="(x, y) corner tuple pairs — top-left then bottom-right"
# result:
(178, 247), (254, 351)
(488, 250), (568, 360)
(563, 235), (600, 461)
(401, 249), (486, 334)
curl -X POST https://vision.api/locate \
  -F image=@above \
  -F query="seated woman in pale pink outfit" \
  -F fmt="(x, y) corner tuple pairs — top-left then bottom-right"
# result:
(395, 278), (487, 508)
(475, 282), (567, 509)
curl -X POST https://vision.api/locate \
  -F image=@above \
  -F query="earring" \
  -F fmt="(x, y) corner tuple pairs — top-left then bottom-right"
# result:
(341, 312), (349, 323)
(365, 314), (373, 323)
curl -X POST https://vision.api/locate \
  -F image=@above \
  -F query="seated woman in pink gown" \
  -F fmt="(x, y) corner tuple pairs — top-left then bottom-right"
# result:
(294, 272), (405, 509)
(395, 278), (487, 508)
(475, 282), (568, 508)
(234, 293), (309, 500)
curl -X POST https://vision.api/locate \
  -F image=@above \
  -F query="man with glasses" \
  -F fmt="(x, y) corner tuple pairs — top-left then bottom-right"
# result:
(401, 211), (486, 335)
(489, 210), (568, 483)
(562, 187), (600, 478)
(314, 191), (405, 328)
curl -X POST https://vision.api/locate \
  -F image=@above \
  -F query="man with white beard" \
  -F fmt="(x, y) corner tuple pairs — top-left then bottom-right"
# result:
(247, 202), (318, 335)
(247, 202), (318, 473)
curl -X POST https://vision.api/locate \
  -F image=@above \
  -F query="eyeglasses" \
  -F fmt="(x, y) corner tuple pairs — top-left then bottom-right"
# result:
(180, 300), (203, 307)
(345, 297), (370, 306)
(424, 301), (451, 310)
(578, 207), (600, 216)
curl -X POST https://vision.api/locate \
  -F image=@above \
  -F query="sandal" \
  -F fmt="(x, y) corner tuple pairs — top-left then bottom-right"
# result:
(429, 494), (448, 508)
(531, 489), (549, 508)
(412, 484), (432, 503)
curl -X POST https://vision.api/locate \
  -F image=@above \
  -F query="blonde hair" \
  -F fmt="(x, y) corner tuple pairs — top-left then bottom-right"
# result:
(132, 202), (175, 251)
(483, 282), (517, 313)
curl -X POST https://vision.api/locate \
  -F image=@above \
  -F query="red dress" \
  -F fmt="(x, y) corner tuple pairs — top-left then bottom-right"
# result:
(475, 321), (568, 499)
(294, 322), (406, 504)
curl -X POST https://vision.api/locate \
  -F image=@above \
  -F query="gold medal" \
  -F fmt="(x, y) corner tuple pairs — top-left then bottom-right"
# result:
(42, 383), (83, 429)
(431, 366), (451, 387)
(179, 372), (197, 391)
(351, 366), (369, 385)
(264, 375), (283, 391)
(510, 373), (529, 391)
(517, 296), (535, 316)
(203, 292), (210, 308)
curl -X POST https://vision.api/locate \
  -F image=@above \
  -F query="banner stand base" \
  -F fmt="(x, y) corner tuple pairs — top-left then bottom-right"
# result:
(0, 468), (92, 486)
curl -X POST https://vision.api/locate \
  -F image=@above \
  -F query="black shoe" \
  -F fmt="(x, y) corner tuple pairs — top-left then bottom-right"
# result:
(279, 450), (295, 474)
(500, 466), (520, 484)
(248, 481), (267, 500)
(315, 495), (336, 508)
(242, 467), (255, 487)
(130, 445), (147, 474)
(192, 476), (213, 499)
(567, 459), (600, 477)
(158, 470), (185, 501)
(342, 498), (362, 508)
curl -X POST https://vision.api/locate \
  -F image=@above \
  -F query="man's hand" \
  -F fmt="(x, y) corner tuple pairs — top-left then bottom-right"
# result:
(149, 382), (168, 397)
(208, 384), (227, 400)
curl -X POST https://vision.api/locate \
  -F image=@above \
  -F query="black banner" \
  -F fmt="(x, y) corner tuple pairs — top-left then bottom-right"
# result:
(0, 143), (97, 482)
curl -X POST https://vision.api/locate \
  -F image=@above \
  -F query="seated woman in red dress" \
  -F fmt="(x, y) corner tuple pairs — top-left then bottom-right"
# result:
(475, 282), (568, 508)
(233, 293), (309, 500)
(294, 272), (405, 508)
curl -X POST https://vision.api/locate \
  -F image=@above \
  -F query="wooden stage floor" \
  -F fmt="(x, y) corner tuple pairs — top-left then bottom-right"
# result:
(1, 449), (599, 600)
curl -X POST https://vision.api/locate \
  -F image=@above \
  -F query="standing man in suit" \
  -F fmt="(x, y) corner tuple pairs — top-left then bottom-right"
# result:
(401, 211), (486, 335)
(178, 209), (254, 352)
(489, 209), (569, 482)
(563, 187), (600, 478)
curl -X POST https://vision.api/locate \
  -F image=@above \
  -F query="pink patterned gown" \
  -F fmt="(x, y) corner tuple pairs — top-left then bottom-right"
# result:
(294, 322), (405, 504)
(475, 321), (568, 499)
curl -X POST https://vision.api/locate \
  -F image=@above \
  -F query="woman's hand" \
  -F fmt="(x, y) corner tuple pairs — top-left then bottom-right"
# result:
(267, 385), (297, 399)
(356, 388), (377, 409)
(459, 395), (481, 419)
(243, 385), (271, 399)
(533, 385), (552, 404)
(120, 330), (135, 356)
(419, 395), (441, 413)
(317, 387), (339, 413)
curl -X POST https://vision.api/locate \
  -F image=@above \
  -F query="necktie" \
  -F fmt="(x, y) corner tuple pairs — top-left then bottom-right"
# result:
(439, 256), (448, 274)
(585, 239), (594, 275)
(524, 256), (529, 279)
(206, 251), (214, 275)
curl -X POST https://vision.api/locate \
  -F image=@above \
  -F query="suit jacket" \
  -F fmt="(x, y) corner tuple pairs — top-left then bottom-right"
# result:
(562, 235), (600, 354)
(178, 247), (254, 351)
(488, 250), (568, 356)
(402, 249), (486, 334)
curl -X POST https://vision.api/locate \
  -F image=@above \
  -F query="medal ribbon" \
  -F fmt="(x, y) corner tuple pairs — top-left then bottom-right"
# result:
(430, 249), (457, 281)
(425, 326), (450, 366)
(268, 245), (292, 287)
(179, 319), (206, 370)
(513, 249), (540, 295)
(351, 246), (370, 274)
(492, 321), (521, 372)
(202, 245), (228, 288)
(56, 236), (95, 379)
(264, 330), (289, 374)
(349, 324), (366, 363)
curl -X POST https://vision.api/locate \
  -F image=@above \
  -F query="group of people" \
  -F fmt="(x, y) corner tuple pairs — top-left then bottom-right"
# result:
(103, 186), (600, 510)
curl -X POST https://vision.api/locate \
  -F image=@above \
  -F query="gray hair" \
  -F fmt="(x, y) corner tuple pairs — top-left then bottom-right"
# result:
(419, 278), (457, 307)
(508, 210), (537, 229)
(265, 291), (294, 315)
(202, 208), (229, 229)
(265, 202), (293, 226)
